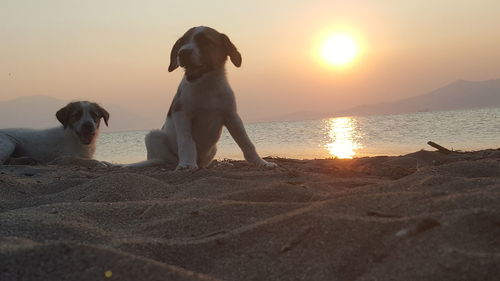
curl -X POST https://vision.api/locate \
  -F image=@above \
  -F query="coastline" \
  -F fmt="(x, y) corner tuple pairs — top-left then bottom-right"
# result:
(1, 148), (500, 280)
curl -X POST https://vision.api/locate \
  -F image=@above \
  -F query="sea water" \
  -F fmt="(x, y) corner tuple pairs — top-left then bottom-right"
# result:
(95, 107), (500, 163)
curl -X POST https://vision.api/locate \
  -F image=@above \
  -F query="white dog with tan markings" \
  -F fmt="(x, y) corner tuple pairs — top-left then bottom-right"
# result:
(134, 26), (276, 170)
(0, 101), (109, 165)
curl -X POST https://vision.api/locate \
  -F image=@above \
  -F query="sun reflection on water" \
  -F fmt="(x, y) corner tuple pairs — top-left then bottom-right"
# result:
(325, 117), (362, 159)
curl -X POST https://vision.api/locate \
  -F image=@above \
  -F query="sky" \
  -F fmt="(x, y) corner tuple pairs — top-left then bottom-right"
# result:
(1, 0), (500, 123)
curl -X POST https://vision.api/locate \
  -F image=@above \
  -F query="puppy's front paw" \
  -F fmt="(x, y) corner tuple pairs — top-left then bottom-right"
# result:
(257, 160), (278, 168)
(175, 163), (199, 171)
(100, 161), (119, 168)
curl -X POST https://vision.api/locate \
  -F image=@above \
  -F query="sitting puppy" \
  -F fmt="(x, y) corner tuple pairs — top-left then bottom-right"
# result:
(136, 26), (276, 170)
(0, 101), (109, 165)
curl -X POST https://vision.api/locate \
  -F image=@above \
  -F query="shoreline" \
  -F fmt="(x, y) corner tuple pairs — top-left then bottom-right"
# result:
(1, 148), (500, 280)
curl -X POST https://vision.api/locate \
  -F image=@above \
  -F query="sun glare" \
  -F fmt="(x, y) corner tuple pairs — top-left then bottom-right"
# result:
(325, 117), (361, 159)
(321, 34), (358, 66)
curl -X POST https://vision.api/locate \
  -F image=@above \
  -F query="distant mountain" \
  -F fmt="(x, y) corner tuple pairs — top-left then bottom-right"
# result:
(260, 78), (500, 122)
(0, 95), (66, 129)
(0, 95), (150, 131)
(252, 110), (326, 123)
(3, 79), (499, 129)
(337, 79), (500, 117)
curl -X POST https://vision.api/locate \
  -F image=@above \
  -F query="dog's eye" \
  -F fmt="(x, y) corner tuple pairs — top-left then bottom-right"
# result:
(90, 111), (98, 119)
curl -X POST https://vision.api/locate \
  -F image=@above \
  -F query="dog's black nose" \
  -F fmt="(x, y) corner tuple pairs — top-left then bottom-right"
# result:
(178, 49), (193, 62)
(81, 122), (95, 132)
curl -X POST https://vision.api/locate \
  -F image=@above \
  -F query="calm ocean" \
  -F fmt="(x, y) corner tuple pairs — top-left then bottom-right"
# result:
(95, 107), (500, 164)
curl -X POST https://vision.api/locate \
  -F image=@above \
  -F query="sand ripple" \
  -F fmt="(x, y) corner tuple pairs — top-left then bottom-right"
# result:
(1, 149), (500, 280)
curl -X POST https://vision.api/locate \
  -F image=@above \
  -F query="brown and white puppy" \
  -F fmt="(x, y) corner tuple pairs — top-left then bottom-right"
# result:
(133, 26), (276, 170)
(0, 101), (109, 165)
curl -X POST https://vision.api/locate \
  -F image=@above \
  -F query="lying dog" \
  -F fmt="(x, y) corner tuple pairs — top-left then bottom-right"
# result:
(136, 26), (276, 170)
(0, 101), (109, 165)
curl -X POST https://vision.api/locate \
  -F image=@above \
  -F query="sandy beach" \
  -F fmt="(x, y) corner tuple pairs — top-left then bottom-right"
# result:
(1, 148), (500, 281)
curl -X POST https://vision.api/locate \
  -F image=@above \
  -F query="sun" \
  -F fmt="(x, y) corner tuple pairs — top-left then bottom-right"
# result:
(321, 33), (358, 66)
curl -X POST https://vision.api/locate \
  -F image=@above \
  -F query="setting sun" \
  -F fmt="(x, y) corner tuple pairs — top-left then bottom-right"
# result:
(321, 34), (358, 66)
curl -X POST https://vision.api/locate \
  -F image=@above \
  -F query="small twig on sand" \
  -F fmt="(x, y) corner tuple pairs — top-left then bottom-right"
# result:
(366, 211), (402, 218)
(427, 141), (453, 154)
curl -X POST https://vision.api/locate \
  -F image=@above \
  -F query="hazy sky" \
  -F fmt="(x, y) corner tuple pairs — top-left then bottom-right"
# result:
(1, 0), (500, 122)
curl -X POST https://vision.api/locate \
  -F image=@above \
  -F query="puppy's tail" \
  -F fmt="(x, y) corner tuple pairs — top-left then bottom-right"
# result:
(124, 159), (166, 168)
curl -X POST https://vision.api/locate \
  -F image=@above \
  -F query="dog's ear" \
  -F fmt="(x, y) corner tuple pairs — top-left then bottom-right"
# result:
(94, 103), (110, 127)
(168, 37), (183, 72)
(220, 33), (242, 67)
(56, 103), (72, 128)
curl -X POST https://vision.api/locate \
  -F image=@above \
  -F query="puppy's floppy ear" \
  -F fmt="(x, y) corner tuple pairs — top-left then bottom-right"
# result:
(56, 103), (72, 128)
(94, 103), (110, 127)
(220, 33), (242, 67)
(168, 37), (183, 72)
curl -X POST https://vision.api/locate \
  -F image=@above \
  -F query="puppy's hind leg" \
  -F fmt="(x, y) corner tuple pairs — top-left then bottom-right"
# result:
(0, 136), (16, 164)
(0, 137), (16, 165)
(125, 130), (177, 168)
(145, 130), (177, 161)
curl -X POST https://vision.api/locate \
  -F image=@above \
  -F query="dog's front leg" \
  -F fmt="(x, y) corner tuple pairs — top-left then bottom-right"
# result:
(224, 113), (277, 168)
(172, 112), (198, 171)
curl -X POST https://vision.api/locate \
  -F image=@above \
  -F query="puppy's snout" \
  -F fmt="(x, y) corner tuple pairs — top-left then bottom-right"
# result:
(81, 121), (95, 133)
